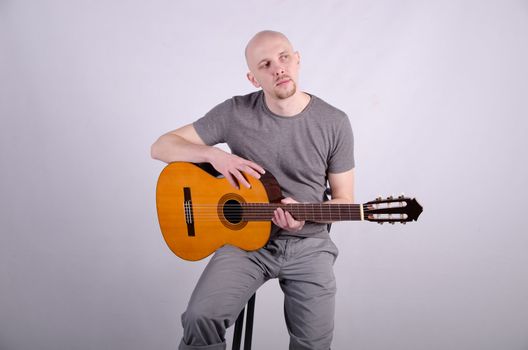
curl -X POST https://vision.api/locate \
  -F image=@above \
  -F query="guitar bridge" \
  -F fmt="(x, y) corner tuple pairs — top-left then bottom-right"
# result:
(183, 187), (195, 236)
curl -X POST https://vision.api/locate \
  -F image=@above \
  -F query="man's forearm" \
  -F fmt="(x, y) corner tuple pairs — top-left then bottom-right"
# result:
(150, 134), (220, 164)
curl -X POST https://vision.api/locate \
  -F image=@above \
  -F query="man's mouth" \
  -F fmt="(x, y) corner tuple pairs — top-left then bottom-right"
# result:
(275, 78), (291, 86)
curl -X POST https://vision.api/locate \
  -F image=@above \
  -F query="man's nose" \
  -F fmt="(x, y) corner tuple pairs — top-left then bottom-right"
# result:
(272, 63), (285, 76)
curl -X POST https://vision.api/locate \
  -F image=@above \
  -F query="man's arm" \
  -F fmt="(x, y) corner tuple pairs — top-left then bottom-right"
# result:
(151, 124), (265, 189)
(326, 168), (355, 205)
(151, 124), (215, 163)
(272, 168), (355, 230)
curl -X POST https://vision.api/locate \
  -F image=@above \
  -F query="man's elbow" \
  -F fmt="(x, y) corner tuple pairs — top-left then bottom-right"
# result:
(150, 138), (164, 161)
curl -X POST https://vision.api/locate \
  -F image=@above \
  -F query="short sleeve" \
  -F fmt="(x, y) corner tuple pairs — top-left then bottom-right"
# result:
(327, 116), (355, 173)
(193, 98), (233, 146)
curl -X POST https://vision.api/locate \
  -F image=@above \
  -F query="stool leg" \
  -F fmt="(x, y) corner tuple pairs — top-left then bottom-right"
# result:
(232, 306), (245, 350)
(243, 293), (256, 350)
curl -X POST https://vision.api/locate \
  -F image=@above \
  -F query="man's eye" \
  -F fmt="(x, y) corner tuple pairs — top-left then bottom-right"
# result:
(260, 62), (270, 69)
(281, 55), (289, 60)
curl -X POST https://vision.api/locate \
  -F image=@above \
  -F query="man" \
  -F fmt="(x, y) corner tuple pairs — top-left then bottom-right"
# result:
(151, 30), (355, 350)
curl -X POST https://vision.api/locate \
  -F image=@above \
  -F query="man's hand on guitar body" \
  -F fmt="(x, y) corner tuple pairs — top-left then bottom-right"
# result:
(150, 124), (265, 190)
(209, 149), (266, 190)
(272, 197), (305, 232)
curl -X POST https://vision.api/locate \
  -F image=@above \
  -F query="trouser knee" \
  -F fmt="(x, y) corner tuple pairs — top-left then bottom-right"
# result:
(182, 309), (222, 331)
(181, 303), (229, 344)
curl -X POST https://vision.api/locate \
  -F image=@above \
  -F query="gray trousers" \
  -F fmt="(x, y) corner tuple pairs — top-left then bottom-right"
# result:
(178, 237), (339, 350)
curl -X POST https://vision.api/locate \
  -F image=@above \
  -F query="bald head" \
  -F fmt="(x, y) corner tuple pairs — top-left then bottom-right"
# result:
(245, 30), (294, 69)
(244, 30), (301, 100)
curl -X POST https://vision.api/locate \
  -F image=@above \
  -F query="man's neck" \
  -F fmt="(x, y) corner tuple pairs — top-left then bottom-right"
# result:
(264, 91), (311, 117)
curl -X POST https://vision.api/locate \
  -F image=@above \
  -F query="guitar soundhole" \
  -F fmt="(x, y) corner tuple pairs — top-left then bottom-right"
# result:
(223, 199), (243, 224)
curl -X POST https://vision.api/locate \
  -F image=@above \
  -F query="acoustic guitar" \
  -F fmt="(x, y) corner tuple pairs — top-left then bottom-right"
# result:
(156, 162), (423, 261)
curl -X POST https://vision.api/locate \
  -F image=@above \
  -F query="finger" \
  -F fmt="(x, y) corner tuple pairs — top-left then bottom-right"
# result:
(244, 160), (266, 175)
(225, 173), (239, 190)
(272, 212), (283, 228)
(231, 169), (251, 188)
(281, 197), (299, 204)
(284, 211), (299, 228)
(274, 208), (286, 226)
(242, 166), (263, 180)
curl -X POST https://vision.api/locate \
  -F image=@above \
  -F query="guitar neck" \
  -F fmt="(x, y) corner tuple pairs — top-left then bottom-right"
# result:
(241, 203), (363, 222)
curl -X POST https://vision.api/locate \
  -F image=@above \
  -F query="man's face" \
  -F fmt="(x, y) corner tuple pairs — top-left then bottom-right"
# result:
(246, 35), (300, 100)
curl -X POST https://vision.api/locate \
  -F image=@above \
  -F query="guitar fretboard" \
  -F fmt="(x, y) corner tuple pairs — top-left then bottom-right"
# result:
(240, 203), (363, 222)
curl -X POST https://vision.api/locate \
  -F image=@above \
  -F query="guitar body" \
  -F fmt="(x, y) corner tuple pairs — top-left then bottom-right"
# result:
(156, 162), (282, 261)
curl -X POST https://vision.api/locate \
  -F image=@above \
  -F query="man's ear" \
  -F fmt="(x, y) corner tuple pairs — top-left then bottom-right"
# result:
(247, 72), (261, 88)
(295, 51), (300, 65)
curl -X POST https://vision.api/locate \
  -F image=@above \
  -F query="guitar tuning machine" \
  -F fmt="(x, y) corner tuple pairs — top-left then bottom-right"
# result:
(376, 196), (382, 201)
(387, 195), (393, 200)
(398, 193), (405, 199)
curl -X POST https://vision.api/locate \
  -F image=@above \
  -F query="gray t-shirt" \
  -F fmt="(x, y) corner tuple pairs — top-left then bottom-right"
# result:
(194, 90), (354, 238)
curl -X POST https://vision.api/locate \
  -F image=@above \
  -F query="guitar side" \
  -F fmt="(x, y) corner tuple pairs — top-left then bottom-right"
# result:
(156, 162), (275, 261)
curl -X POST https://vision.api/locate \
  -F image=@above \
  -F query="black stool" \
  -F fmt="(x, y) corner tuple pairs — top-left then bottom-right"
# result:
(232, 292), (256, 350)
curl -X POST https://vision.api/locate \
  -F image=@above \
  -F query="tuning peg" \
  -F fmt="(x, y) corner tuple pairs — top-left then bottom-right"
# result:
(402, 222), (406, 225)
(398, 193), (405, 199)
(377, 222), (383, 225)
(376, 196), (382, 201)
(387, 195), (393, 200)
(390, 222), (395, 225)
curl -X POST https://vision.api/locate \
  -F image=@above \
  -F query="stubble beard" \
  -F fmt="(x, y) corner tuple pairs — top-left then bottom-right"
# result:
(274, 80), (297, 100)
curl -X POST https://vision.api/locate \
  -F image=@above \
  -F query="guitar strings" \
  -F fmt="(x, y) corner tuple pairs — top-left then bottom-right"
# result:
(183, 205), (364, 213)
(186, 205), (364, 211)
(175, 203), (393, 221)
(185, 206), (364, 221)
(183, 204), (395, 215)
(181, 205), (393, 221)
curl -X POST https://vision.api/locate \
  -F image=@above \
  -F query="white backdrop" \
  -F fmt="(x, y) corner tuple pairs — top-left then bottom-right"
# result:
(1, 1), (527, 349)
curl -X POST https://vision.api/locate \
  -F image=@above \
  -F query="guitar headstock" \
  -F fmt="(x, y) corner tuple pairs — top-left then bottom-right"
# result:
(364, 195), (423, 224)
